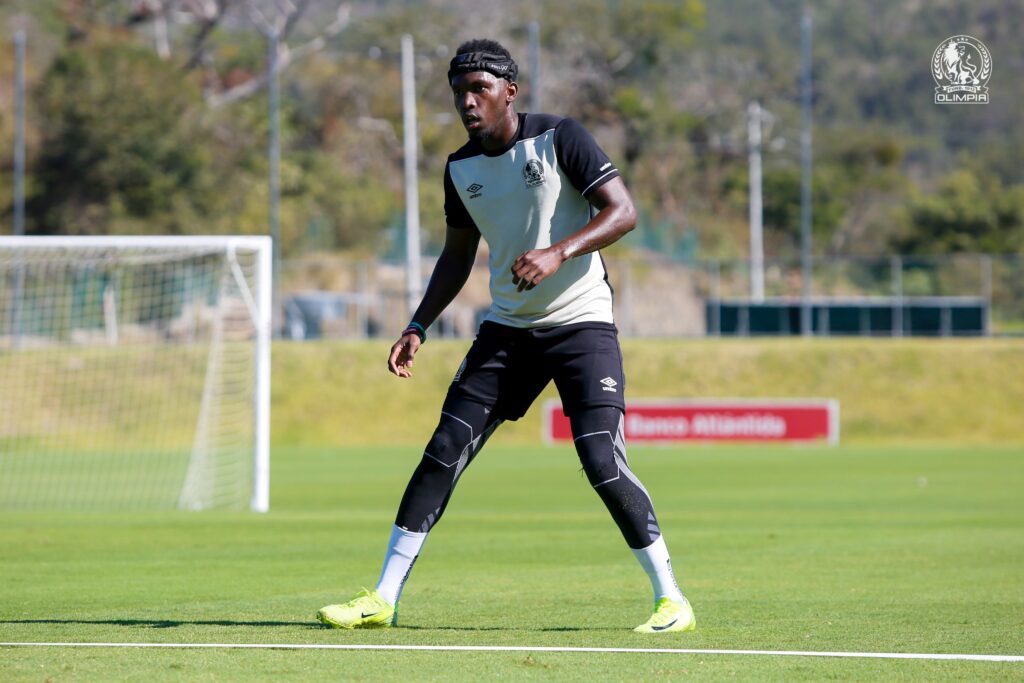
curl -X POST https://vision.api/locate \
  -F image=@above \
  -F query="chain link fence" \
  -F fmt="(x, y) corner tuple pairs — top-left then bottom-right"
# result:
(279, 253), (1024, 339)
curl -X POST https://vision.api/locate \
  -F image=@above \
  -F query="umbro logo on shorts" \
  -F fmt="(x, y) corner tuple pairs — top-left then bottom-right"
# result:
(452, 358), (468, 383)
(466, 183), (483, 198)
(600, 377), (618, 392)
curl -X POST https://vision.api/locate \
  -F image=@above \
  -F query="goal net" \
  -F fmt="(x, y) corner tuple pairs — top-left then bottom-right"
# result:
(0, 236), (271, 511)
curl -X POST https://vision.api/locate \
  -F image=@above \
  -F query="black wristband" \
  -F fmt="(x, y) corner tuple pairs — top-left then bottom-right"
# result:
(402, 321), (426, 342)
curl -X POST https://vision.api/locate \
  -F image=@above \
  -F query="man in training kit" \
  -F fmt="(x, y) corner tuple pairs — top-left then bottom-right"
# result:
(317, 39), (695, 634)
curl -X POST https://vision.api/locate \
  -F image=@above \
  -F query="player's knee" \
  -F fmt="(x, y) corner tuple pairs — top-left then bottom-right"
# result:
(423, 414), (472, 468)
(574, 434), (619, 487)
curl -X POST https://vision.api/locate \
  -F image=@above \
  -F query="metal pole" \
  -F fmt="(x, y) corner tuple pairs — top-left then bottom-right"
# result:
(357, 261), (369, 338)
(10, 31), (27, 349)
(711, 260), (721, 336)
(528, 21), (541, 113)
(267, 29), (282, 335)
(14, 30), (25, 237)
(799, 8), (813, 336)
(981, 254), (992, 336)
(747, 101), (764, 303)
(401, 34), (422, 319)
(891, 255), (903, 337)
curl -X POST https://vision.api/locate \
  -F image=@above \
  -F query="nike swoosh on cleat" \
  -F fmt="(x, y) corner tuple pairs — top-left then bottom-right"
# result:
(361, 612), (380, 619)
(651, 619), (678, 631)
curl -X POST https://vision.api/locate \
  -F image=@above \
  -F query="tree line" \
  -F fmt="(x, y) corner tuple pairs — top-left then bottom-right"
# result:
(0, 0), (1021, 259)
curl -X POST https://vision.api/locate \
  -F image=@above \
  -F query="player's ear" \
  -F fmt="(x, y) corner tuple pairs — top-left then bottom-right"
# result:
(505, 81), (518, 104)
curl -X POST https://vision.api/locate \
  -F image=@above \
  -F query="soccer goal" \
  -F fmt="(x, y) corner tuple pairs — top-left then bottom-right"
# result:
(0, 236), (271, 512)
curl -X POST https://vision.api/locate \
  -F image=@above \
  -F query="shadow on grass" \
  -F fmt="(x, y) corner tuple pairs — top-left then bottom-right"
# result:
(2, 619), (622, 633)
(398, 625), (622, 633)
(1, 619), (317, 629)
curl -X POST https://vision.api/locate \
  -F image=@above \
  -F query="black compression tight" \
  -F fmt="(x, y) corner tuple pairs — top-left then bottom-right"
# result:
(570, 406), (662, 549)
(394, 404), (661, 550)
(394, 400), (501, 533)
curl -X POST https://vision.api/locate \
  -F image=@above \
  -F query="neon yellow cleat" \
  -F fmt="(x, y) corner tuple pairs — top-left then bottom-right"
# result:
(633, 597), (696, 633)
(317, 588), (396, 629)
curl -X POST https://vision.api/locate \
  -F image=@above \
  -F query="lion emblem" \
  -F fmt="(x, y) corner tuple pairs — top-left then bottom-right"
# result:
(942, 39), (979, 85)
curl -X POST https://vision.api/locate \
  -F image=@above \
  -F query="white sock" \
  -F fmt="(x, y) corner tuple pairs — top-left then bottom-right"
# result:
(375, 525), (428, 606)
(631, 535), (685, 604)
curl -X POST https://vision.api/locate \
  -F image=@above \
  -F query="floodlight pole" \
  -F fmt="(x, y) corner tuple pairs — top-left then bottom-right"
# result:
(14, 30), (25, 238)
(528, 21), (541, 113)
(799, 8), (814, 336)
(9, 30), (26, 349)
(401, 34), (422, 318)
(267, 28), (282, 335)
(747, 101), (764, 303)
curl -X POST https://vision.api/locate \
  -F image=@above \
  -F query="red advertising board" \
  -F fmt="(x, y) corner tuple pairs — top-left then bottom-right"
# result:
(543, 399), (839, 445)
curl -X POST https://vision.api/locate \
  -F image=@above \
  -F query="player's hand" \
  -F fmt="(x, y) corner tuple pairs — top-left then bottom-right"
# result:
(388, 333), (421, 378)
(511, 247), (565, 292)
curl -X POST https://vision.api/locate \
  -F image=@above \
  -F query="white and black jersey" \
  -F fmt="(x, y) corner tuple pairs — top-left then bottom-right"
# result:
(445, 113), (621, 328)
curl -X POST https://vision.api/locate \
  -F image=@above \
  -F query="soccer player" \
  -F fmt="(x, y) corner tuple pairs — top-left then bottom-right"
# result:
(317, 39), (695, 633)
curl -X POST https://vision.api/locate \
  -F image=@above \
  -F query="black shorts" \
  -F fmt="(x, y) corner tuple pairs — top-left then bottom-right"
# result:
(444, 321), (626, 421)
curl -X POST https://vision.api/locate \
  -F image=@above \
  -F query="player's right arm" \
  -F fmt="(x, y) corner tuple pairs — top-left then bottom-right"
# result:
(387, 224), (481, 378)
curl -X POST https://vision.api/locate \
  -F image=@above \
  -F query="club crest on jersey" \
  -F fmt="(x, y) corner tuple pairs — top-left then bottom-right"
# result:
(523, 159), (545, 188)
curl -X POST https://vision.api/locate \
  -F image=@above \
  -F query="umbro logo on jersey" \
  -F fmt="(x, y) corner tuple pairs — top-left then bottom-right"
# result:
(600, 377), (618, 392)
(466, 183), (483, 198)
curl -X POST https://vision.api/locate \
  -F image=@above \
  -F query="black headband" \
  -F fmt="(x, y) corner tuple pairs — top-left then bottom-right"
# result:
(447, 51), (518, 83)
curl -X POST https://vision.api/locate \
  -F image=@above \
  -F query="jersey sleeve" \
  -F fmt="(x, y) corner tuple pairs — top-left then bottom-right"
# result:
(554, 118), (621, 199)
(444, 162), (478, 231)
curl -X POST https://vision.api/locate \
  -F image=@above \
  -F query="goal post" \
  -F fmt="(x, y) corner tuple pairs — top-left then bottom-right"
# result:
(0, 236), (272, 512)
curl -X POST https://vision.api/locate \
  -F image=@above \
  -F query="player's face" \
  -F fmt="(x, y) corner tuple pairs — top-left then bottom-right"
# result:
(451, 71), (514, 143)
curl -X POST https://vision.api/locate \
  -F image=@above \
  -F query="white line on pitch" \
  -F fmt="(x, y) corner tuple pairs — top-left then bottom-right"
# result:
(1, 642), (1022, 662)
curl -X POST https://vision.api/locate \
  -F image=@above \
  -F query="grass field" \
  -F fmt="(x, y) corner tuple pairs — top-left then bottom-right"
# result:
(2, 442), (1023, 681)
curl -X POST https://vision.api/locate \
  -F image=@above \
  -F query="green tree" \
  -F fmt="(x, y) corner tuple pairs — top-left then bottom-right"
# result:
(29, 38), (213, 235)
(893, 170), (1024, 255)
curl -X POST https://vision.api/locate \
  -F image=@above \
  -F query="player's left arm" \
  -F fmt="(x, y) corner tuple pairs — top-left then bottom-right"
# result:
(510, 177), (636, 292)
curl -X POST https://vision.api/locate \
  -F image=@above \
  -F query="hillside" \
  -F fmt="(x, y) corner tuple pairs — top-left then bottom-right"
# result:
(271, 338), (1024, 446)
